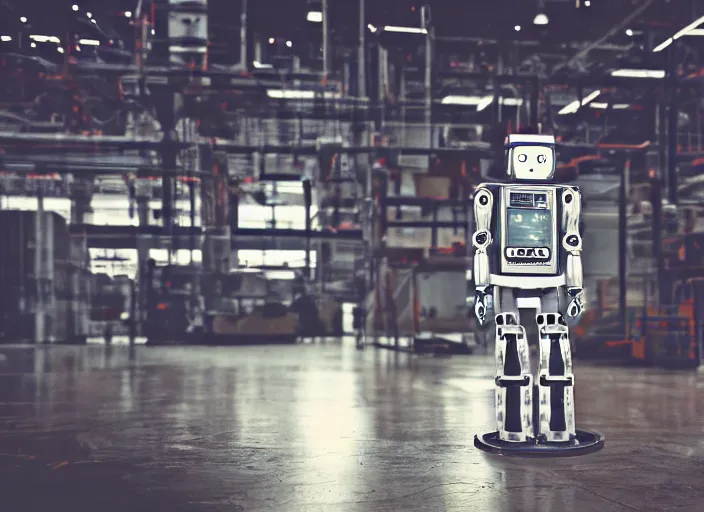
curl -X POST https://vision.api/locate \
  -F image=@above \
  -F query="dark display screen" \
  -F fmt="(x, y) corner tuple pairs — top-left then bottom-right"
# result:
(507, 208), (553, 248)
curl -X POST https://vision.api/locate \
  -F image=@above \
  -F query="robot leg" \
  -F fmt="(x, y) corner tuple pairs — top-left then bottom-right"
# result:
(494, 290), (533, 442)
(536, 312), (576, 442)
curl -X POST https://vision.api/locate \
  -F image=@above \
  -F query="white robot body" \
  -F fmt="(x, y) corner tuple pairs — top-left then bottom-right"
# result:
(472, 134), (585, 444)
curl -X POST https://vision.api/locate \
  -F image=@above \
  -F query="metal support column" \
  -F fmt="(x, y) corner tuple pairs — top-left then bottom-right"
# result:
(322, 0), (329, 80)
(303, 178), (313, 279)
(240, 0), (248, 70)
(69, 178), (93, 344)
(34, 187), (46, 343)
(650, 173), (665, 306)
(358, 0), (366, 97)
(619, 156), (629, 331)
(666, 42), (679, 205)
(422, 6), (433, 146)
(135, 177), (152, 337)
(530, 77), (540, 131)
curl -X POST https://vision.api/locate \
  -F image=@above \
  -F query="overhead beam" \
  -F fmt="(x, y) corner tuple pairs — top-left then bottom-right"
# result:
(551, 0), (660, 76)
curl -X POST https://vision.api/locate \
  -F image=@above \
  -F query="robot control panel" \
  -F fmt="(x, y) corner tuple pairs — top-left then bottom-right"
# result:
(500, 186), (558, 275)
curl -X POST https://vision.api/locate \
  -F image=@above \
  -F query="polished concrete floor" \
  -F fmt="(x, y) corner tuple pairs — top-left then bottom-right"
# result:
(0, 340), (703, 512)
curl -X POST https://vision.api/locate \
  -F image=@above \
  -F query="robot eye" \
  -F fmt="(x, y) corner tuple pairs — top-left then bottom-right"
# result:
(517, 154), (527, 163)
(537, 154), (547, 164)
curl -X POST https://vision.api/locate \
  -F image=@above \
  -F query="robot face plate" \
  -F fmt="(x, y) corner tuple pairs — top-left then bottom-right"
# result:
(510, 145), (555, 181)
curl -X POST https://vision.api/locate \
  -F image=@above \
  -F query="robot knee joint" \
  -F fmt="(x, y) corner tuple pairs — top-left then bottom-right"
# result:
(496, 313), (518, 326)
(536, 313), (567, 327)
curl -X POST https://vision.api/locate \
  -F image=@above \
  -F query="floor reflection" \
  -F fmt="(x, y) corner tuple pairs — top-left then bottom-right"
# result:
(1, 343), (704, 511)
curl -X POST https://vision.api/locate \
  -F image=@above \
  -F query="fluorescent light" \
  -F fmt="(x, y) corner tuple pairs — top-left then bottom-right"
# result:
(265, 270), (297, 280)
(590, 103), (631, 109)
(653, 15), (704, 52)
(267, 90), (341, 100)
(125, 11), (132, 18)
(30, 35), (61, 43)
(441, 95), (522, 109)
(533, 13), (549, 25)
(286, 40), (292, 48)
(477, 96), (494, 111)
(368, 24), (377, 32)
(501, 98), (523, 106)
(611, 68), (665, 79)
(653, 37), (673, 52)
(441, 95), (484, 105)
(78, 38), (100, 46)
(383, 25), (427, 34)
(0, 36), (11, 42)
(306, 11), (322, 23)
(558, 90), (601, 115)
(253, 61), (273, 69)
(687, 28), (704, 36)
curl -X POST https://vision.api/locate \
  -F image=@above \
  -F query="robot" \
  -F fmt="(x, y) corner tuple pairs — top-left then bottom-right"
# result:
(472, 134), (604, 455)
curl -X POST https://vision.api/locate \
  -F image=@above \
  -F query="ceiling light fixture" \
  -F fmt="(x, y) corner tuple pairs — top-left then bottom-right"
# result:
(286, 40), (292, 47)
(1, 35), (12, 42)
(72, 5), (79, 12)
(20, 17), (27, 23)
(269, 37), (275, 44)
(515, 25), (521, 32)
(626, 28), (633, 36)
(653, 15), (704, 52)
(533, 13), (548, 25)
(306, 11), (322, 23)
(558, 90), (601, 115)
(611, 68), (665, 79)
(383, 26), (427, 34)
(267, 90), (341, 100)
(125, 11), (132, 18)
(30, 35), (61, 43)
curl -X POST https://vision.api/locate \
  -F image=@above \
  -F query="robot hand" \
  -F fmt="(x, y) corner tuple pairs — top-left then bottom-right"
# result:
(474, 287), (492, 327)
(565, 287), (585, 325)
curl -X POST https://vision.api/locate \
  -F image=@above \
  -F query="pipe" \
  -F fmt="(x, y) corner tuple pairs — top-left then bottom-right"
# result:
(667, 42), (679, 205)
(619, 156), (629, 332)
(322, 0), (329, 80)
(240, 0), (248, 70)
(358, 0), (366, 97)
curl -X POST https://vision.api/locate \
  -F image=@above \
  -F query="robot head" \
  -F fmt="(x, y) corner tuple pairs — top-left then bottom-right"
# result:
(505, 134), (556, 181)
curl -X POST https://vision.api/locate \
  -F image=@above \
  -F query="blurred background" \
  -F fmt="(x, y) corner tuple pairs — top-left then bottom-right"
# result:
(0, 0), (702, 367)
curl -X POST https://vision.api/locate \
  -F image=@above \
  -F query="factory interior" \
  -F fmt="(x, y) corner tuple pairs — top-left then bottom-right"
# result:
(1, 0), (704, 510)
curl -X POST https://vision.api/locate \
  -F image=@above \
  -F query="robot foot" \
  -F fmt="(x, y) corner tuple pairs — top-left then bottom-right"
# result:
(494, 313), (533, 443)
(536, 313), (575, 443)
(474, 429), (605, 457)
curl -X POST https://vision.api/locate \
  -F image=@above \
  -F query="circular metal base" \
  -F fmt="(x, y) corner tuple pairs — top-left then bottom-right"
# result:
(474, 429), (605, 457)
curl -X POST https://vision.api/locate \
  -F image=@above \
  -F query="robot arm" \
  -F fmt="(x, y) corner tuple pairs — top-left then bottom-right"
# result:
(561, 187), (585, 324)
(472, 186), (494, 325)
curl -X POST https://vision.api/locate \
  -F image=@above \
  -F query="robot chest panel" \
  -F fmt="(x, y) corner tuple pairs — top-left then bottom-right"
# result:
(495, 184), (561, 275)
